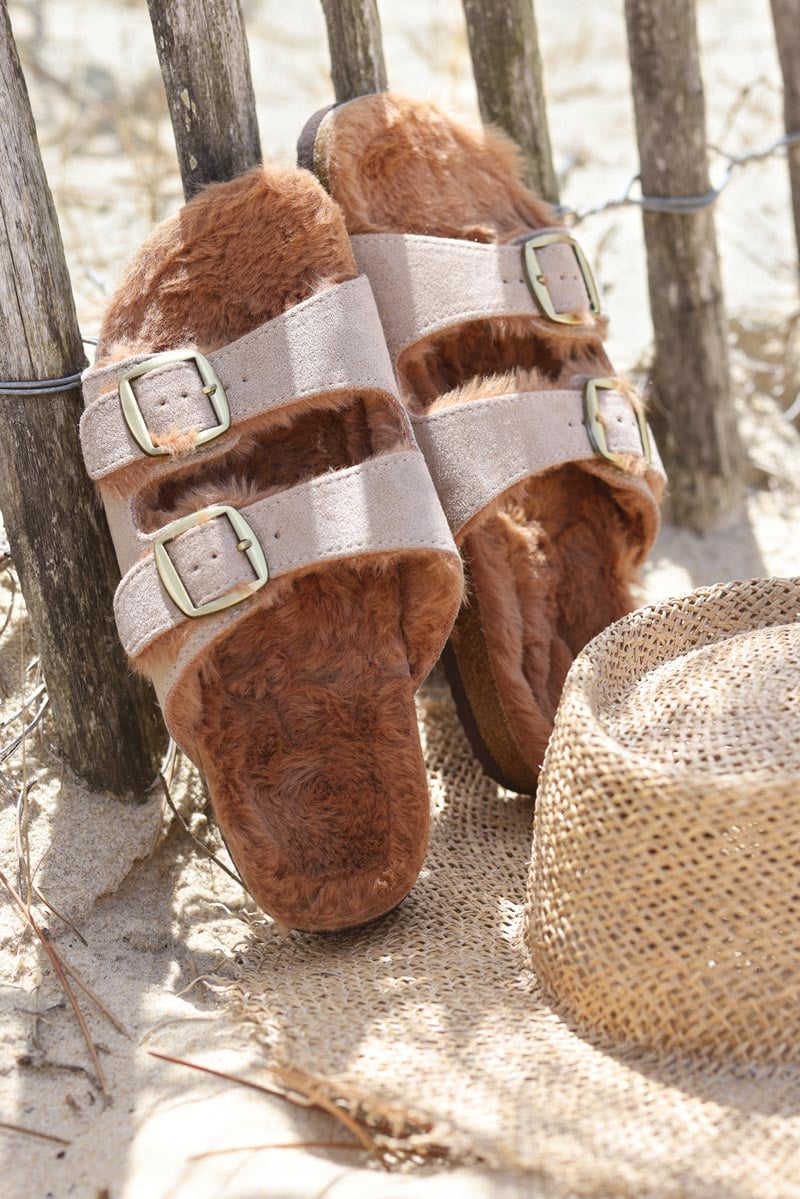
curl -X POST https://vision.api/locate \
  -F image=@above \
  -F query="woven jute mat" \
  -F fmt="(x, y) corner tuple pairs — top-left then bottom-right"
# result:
(223, 681), (800, 1198)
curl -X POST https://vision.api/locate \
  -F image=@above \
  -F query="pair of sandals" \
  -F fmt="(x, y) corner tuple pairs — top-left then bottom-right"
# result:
(80, 95), (665, 932)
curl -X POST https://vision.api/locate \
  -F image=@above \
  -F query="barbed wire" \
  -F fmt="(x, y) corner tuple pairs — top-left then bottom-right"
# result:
(562, 130), (800, 225)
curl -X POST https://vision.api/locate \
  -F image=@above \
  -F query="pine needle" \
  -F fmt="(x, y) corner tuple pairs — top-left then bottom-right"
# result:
(158, 773), (245, 889)
(147, 1051), (375, 1152)
(188, 1139), (362, 1161)
(40, 930), (129, 1038)
(0, 870), (111, 1100)
(15, 784), (88, 947)
(0, 1119), (70, 1146)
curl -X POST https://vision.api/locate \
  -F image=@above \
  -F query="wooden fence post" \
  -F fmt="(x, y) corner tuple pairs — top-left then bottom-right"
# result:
(461, 0), (558, 203)
(769, 0), (800, 275)
(146, 0), (261, 199)
(320, 0), (388, 101)
(624, 0), (744, 531)
(0, 6), (164, 795)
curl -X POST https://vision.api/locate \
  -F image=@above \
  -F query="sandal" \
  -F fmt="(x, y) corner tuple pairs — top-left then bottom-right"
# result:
(80, 163), (462, 930)
(299, 94), (666, 793)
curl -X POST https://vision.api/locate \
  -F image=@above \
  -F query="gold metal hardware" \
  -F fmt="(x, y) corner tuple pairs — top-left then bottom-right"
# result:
(118, 350), (230, 457)
(521, 232), (602, 325)
(154, 505), (268, 618)
(582, 377), (652, 470)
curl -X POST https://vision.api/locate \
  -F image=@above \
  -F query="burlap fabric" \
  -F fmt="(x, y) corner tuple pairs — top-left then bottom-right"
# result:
(225, 577), (800, 1198)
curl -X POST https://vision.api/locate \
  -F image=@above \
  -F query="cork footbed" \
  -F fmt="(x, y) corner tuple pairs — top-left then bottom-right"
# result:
(95, 163), (461, 930)
(300, 94), (654, 792)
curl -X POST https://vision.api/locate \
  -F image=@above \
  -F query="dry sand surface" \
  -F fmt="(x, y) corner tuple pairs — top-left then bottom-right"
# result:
(1, 1), (799, 1196)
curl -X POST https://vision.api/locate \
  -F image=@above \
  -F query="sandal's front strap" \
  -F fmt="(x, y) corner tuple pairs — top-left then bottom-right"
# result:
(81, 276), (399, 481)
(350, 230), (605, 365)
(411, 381), (666, 541)
(114, 447), (459, 677)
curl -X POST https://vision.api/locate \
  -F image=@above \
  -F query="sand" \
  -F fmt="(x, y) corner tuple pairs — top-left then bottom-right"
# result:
(1, 1), (799, 1196)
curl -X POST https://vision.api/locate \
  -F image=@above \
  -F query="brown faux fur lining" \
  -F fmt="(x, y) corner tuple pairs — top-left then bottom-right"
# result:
(95, 162), (461, 930)
(313, 94), (660, 790)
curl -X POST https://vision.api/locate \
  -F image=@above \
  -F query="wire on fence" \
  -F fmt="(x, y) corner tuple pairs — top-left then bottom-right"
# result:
(1, 128), (797, 395)
(0, 373), (85, 396)
(562, 129), (800, 224)
(0, 338), (95, 396)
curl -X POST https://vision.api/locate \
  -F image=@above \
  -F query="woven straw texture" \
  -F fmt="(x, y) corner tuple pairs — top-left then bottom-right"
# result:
(527, 575), (800, 1063)
(225, 578), (800, 1199)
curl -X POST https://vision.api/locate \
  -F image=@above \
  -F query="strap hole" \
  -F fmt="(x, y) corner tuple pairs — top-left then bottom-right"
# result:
(274, 531), (281, 540)
(211, 552), (218, 560)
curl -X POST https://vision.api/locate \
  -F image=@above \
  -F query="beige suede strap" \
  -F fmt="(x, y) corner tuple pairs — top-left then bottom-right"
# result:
(350, 230), (601, 364)
(81, 276), (398, 481)
(114, 449), (457, 688)
(411, 385), (665, 539)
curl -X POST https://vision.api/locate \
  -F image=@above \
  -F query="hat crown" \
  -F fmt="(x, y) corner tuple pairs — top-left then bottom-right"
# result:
(526, 576), (800, 1062)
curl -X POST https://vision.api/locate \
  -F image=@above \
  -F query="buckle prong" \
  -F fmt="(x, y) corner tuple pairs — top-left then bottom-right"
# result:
(119, 350), (230, 457)
(154, 505), (268, 619)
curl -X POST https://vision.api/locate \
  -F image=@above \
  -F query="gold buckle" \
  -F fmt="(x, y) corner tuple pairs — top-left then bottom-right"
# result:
(118, 350), (230, 457)
(582, 377), (651, 470)
(154, 504), (269, 618)
(521, 232), (602, 325)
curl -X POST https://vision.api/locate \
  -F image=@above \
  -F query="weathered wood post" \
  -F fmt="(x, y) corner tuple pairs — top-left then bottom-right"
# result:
(624, 0), (744, 531)
(146, 0), (261, 198)
(320, 0), (388, 101)
(769, 0), (800, 275)
(0, 6), (164, 794)
(461, 0), (558, 203)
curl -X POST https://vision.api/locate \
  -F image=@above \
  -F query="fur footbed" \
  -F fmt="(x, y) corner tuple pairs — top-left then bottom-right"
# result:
(312, 94), (660, 790)
(96, 162), (461, 931)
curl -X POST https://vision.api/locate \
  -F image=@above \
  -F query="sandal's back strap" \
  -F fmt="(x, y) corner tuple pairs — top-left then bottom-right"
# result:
(411, 381), (666, 540)
(350, 230), (603, 365)
(114, 448), (459, 702)
(81, 276), (398, 481)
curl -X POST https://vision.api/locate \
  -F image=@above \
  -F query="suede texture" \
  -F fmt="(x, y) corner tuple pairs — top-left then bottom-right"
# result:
(95, 162), (462, 930)
(313, 94), (659, 791)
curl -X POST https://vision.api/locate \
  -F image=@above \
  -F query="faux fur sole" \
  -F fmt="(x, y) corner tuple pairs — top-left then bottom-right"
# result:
(299, 94), (655, 794)
(95, 162), (456, 930)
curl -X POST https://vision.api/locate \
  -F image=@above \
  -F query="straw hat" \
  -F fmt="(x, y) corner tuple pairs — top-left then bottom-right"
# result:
(526, 574), (800, 1065)
(226, 576), (800, 1198)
